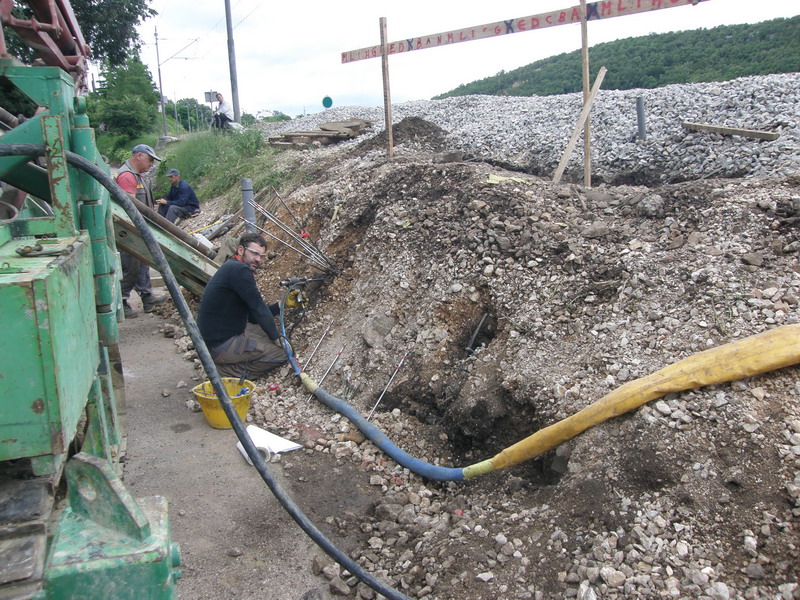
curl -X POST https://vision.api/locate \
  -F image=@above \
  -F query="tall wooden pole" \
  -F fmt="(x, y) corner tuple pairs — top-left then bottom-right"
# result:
(379, 17), (394, 158)
(580, 0), (591, 187)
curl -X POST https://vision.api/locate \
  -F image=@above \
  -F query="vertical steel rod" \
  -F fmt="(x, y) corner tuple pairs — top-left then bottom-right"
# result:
(306, 345), (346, 402)
(367, 354), (407, 421)
(302, 321), (333, 373)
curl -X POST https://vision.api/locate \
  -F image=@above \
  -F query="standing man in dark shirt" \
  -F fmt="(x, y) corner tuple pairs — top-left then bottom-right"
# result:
(156, 168), (200, 223)
(197, 233), (295, 378)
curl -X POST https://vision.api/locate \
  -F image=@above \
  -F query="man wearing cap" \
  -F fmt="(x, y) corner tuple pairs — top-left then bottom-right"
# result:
(156, 168), (200, 223)
(116, 144), (167, 318)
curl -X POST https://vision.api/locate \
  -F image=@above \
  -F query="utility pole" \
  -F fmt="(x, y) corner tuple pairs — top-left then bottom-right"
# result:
(223, 0), (241, 122)
(154, 28), (167, 137)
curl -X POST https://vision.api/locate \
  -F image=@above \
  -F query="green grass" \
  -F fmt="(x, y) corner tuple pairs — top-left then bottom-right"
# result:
(95, 116), (186, 165)
(150, 129), (287, 210)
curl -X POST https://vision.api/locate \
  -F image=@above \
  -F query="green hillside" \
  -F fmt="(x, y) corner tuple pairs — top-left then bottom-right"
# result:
(434, 16), (799, 98)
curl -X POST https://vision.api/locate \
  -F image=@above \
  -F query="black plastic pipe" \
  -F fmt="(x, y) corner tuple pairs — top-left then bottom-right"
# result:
(0, 144), (413, 600)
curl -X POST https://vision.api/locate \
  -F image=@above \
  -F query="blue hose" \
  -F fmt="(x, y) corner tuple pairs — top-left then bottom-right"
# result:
(277, 287), (465, 482)
(279, 287), (303, 376)
(313, 385), (465, 482)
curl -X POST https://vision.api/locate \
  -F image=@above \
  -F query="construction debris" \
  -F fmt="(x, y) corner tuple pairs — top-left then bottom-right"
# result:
(268, 118), (372, 149)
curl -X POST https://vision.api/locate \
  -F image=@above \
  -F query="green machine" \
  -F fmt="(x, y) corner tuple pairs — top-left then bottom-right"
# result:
(0, 3), (181, 598)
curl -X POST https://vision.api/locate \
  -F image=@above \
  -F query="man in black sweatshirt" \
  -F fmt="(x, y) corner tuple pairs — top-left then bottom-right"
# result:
(197, 233), (289, 378)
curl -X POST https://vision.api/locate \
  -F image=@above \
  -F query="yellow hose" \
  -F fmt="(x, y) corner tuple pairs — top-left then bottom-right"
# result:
(464, 324), (800, 478)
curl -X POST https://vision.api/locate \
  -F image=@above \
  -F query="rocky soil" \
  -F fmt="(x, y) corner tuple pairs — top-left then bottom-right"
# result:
(168, 74), (800, 600)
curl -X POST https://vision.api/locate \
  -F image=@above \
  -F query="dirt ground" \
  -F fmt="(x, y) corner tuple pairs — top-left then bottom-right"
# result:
(118, 292), (384, 600)
(119, 113), (800, 600)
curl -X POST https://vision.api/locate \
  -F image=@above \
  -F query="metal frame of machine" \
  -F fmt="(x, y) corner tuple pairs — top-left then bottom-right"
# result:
(0, 2), (181, 597)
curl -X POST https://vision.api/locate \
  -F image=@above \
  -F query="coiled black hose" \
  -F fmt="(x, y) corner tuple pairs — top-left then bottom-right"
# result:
(0, 144), (413, 600)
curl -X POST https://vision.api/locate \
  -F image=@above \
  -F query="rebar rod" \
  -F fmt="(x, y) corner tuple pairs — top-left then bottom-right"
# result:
(301, 321), (334, 372)
(306, 344), (346, 402)
(367, 354), (407, 421)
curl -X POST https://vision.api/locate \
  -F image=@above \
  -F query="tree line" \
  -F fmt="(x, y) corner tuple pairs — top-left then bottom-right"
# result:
(435, 16), (799, 99)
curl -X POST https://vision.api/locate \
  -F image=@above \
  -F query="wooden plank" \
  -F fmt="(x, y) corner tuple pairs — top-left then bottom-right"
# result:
(268, 141), (306, 150)
(275, 131), (349, 138)
(553, 66), (607, 184)
(342, 0), (709, 63)
(318, 119), (371, 134)
(681, 122), (780, 141)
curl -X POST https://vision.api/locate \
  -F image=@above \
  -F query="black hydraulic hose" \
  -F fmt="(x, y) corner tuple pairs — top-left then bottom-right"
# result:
(0, 144), (413, 600)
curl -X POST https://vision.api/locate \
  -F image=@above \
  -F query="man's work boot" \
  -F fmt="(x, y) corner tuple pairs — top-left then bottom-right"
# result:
(123, 300), (138, 319)
(142, 292), (167, 313)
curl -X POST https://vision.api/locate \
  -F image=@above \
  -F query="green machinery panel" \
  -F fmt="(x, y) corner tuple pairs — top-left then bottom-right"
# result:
(44, 454), (180, 600)
(0, 233), (98, 470)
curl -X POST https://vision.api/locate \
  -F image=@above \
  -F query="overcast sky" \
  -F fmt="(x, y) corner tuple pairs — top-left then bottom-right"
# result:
(134, 0), (798, 118)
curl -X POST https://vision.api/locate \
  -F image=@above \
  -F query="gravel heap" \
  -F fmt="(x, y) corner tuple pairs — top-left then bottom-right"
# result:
(259, 73), (800, 185)
(170, 75), (800, 600)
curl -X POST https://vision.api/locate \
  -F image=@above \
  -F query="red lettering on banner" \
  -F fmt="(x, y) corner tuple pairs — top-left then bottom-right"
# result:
(342, 0), (707, 63)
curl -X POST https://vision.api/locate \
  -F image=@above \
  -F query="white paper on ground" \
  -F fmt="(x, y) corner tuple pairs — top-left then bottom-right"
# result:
(236, 424), (302, 466)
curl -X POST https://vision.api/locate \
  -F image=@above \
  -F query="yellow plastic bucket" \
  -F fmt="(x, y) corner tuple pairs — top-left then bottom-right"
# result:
(191, 378), (254, 429)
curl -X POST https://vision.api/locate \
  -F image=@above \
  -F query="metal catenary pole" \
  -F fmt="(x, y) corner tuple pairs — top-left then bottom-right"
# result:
(223, 0), (241, 122)
(154, 28), (167, 137)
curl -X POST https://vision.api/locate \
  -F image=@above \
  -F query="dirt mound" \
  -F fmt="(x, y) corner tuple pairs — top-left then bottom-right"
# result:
(354, 116), (450, 155)
(172, 141), (800, 599)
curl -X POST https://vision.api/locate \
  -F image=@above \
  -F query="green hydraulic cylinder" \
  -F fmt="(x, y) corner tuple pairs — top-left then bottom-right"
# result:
(72, 96), (120, 347)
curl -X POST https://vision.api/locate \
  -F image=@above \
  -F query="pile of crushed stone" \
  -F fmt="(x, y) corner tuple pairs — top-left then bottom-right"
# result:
(166, 79), (800, 600)
(259, 73), (800, 185)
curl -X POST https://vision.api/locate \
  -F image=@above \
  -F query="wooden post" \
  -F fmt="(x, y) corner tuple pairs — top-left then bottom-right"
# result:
(681, 122), (780, 141)
(580, 0), (591, 187)
(379, 17), (394, 158)
(553, 67), (607, 184)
